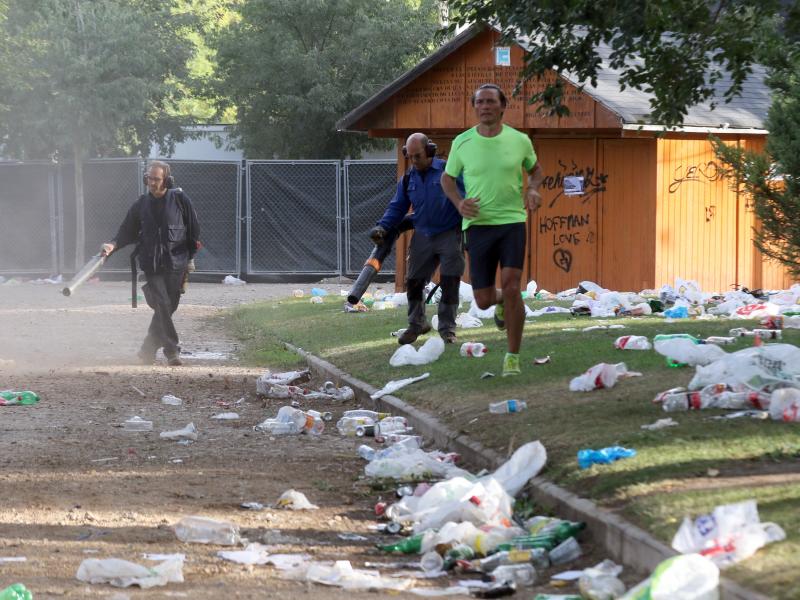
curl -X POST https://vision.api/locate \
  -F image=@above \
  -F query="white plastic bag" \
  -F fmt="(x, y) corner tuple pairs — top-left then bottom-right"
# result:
(390, 337), (445, 366)
(689, 344), (800, 389)
(654, 338), (726, 366)
(371, 372), (430, 399)
(486, 441), (547, 497)
(671, 500), (786, 567)
(569, 363), (641, 392)
(456, 313), (483, 328)
(769, 387), (800, 422)
(173, 515), (240, 545)
(276, 489), (319, 510)
(159, 423), (198, 441)
(76, 557), (183, 588)
(621, 554), (719, 600)
(578, 559), (625, 600)
(223, 275), (245, 285)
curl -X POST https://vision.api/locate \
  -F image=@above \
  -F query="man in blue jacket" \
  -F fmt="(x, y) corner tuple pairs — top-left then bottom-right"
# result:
(370, 133), (464, 345)
(101, 161), (200, 366)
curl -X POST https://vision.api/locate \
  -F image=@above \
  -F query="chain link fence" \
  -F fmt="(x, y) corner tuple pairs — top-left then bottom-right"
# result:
(0, 158), (398, 279)
(0, 162), (59, 274)
(343, 159), (400, 275)
(246, 161), (341, 275)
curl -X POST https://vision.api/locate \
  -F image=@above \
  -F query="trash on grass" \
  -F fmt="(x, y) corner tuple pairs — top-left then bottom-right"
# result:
(569, 363), (641, 392)
(390, 337), (446, 367)
(577, 447), (636, 469)
(371, 372), (430, 400)
(641, 418), (679, 431)
(620, 553), (718, 600)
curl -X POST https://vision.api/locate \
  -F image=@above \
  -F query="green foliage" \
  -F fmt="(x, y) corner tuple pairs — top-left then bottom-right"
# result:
(446, 0), (786, 127)
(210, 0), (442, 159)
(0, 0), (199, 160)
(713, 51), (800, 277)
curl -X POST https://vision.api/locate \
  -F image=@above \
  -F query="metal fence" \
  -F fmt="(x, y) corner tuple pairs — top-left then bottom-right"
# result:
(0, 158), (398, 278)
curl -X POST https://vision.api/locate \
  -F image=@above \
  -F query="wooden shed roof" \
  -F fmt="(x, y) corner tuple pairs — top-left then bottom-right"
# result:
(337, 24), (771, 133)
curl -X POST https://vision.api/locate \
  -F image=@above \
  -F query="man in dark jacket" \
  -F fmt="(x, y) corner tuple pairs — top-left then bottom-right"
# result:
(371, 133), (464, 345)
(101, 160), (200, 366)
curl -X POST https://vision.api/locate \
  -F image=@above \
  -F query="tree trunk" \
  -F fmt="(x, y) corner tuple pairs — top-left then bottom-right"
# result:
(73, 139), (85, 270)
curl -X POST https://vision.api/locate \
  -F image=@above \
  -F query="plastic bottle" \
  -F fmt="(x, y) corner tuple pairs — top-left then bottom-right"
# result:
(0, 584), (32, 600)
(376, 416), (408, 436)
(548, 537), (582, 565)
(613, 335), (651, 350)
(254, 419), (300, 434)
(489, 399), (527, 414)
(306, 409), (333, 422)
(753, 329), (782, 340)
(377, 533), (424, 554)
(336, 415), (375, 436)
(173, 515), (240, 545)
(342, 409), (391, 420)
(491, 563), (537, 587)
(499, 521), (586, 552)
(659, 390), (704, 412)
(420, 550), (444, 573)
(0, 391), (40, 406)
(704, 336), (736, 345)
(357, 444), (376, 461)
(123, 416), (153, 432)
(276, 405), (308, 430)
(460, 342), (488, 357)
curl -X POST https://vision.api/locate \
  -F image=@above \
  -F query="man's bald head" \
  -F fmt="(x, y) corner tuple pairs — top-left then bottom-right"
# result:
(403, 132), (435, 172)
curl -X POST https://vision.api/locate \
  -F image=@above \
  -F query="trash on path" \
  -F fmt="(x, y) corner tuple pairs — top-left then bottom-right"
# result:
(0, 557), (26, 563)
(173, 516), (240, 545)
(371, 372), (430, 400)
(621, 553), (718, 599)
(255, 406), (324, 435)
(489, 400), (527, 414)
(276, 489), (318, 510)
(75, 557), (184, 588)
(491, 563), (537, 587)
(671, 499), (786, 567)
(390, 337), (445, 367)
(614, 335), (651, 350)
(0, 391), (40, 406)
(211, 412), (239, 420)
(578, 559), (625, 600)
(641, 418), (679, 430)
(223, 275), (245, 285)
(130, 385), (146, 398)
(569, 362), (641, 392)
(240, 502), (264, 511)
(460, 342), (488, 357)
(142, 553), (185, 561)
(160, 423), (198, 441)
(577, 446), (636, 469)
(161, 394), (182, 406)
(549, 536), (583, 565)
(284, 559), (413, 592)
(218, 543), (271, 565)
(0, 584), (32, 600)
(123, 416), (153, 432)
(256, 369), (311, 391)
(338, 533), (369, 541)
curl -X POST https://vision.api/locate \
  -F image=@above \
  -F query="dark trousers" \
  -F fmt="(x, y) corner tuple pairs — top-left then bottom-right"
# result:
(141, 270), (184, 357)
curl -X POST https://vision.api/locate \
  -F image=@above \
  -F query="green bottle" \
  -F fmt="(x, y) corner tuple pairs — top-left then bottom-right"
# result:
(0, 583), (33, 600)
(0, 391), (40, 406)
(496, 521), (586, 552)
(377, 533), (424, 554)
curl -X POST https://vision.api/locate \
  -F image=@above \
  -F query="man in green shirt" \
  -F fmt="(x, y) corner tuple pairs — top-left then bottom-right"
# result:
(441, 84), (544, 376)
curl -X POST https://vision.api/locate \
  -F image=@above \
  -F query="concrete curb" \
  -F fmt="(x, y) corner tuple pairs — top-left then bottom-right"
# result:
(292, 344), (770, 600)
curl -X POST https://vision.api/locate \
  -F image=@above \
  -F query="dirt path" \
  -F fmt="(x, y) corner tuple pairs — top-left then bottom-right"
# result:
(0, 280), (614, 599)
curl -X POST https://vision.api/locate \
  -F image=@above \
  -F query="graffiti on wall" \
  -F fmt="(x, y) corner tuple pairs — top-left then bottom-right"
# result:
(539, 213), (597, 273)
(668, 161), (724, 194)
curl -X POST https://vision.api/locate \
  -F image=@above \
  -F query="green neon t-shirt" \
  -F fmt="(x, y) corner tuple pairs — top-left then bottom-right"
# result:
(445, 124), (537, 229)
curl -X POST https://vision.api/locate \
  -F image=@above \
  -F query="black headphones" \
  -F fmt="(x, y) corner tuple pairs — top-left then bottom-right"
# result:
(143, 163), (175, 190)
(402, 140), (437, 159)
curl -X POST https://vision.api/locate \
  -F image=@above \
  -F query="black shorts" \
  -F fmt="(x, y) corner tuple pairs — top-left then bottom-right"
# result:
(465, 222), (526, 289)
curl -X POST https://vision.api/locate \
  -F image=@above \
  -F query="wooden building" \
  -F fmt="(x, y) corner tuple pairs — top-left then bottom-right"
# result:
(338, 25), (795, 293)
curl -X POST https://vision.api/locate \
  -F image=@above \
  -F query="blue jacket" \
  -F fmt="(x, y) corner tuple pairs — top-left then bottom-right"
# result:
(377, 158), (463, 236)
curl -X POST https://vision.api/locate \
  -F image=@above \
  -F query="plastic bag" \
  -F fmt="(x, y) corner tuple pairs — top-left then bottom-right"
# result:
(159, 423), (198, 441)
(768, 387), (800, 422)
(276, 489), (319, 510)
(569, 363), (641, 392)
(255, 369), (310, 393)
(390, 337), (445, 367)
(621, 553), (719, 600)
(578, 559), (625, 600)
(671, 499), (786, 568)
(76, 557), (184, 588)
(487, 441), (547, 497)
(654, 338), (726, 367)
(577, 447), (636, 469)
(173, 516), (240, 545)
(689, 344), (800, 389)
(371, 372), (430, 400)
(456, 313), (484, 328)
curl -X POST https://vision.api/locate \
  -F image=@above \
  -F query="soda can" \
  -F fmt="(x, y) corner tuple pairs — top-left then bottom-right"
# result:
(355, 425), (375, 437)
(761, 315), (784, 330)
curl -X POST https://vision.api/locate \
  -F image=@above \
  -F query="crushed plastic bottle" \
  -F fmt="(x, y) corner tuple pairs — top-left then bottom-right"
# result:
(460, 342), (488, 357)
(548, 536), (582, 565)
(489, 400), (528, 414)
(375, 416), (409, 436)
(491, 563), (537, 587)
(0, 584), (32, 600)
(337, 415), (376, 436)
(123, 416), (153, 432)
(173, 515), (240, 545)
